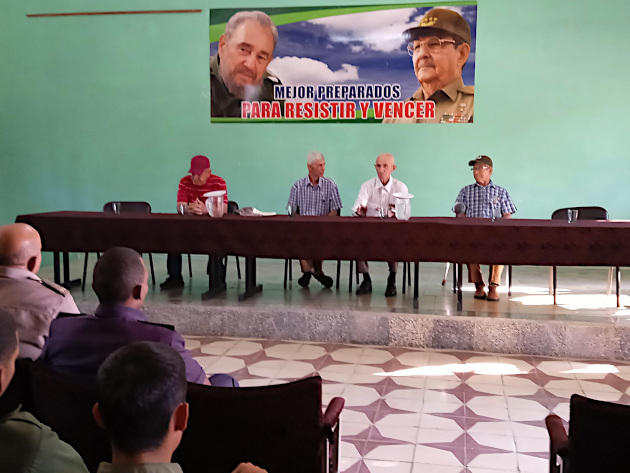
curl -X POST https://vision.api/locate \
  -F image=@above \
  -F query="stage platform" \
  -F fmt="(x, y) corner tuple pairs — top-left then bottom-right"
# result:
(51, 254), (630, 361)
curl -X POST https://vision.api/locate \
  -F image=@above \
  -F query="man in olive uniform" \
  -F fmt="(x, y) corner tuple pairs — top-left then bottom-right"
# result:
(211, 10), (281, 117)
(384, 8), (474, 123)
(0, 223), (80, 360)
(0, 310), (89, 473)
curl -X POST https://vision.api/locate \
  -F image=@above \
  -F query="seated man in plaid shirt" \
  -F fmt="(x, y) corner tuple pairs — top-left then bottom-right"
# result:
(287, 151), (343, 288)
(454, 155), (517, 301)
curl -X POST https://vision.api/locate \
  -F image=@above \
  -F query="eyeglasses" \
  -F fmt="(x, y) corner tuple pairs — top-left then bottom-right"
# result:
(471, 166), (490, 172)
(407, 37), (459, 56)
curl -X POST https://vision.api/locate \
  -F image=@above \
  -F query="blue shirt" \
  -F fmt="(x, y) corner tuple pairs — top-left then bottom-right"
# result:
(454, 180), (517, 219)
(287, 176), (343, 216)
(40, 305), (207, 384)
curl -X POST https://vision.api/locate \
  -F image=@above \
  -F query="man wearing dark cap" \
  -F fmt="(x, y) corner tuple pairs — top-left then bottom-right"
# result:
(160, 155), (228, 289)
(454, 156), (517, 301)
(384, 8), (474, 123)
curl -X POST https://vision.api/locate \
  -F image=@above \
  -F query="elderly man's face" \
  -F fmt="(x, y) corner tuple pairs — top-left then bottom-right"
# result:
(192, 167), (212, 186)
(218, 20), (275, 99)
(308, 159), (326, 181)
(472, 163), (492, 187)
(374, 155), (396, 185)
(411, 34), (469, 91)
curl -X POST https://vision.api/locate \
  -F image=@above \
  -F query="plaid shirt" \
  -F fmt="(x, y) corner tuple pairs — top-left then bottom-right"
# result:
(455, 180), (516, 218)
(287, 176), (343, 216)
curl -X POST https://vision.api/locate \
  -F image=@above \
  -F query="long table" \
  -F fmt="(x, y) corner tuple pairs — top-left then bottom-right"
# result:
(16, 212), (630, 308)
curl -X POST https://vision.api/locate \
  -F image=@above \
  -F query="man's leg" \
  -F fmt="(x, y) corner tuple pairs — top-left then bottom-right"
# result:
(312, 260), (333, 288)
(356, 261), (372, 295)
(298, 259), (314, 287)
(487, 265), (504, 301)
(467, 263), (486, 299)
(160, 254), (184, 289)
(385, 261), (398, 297)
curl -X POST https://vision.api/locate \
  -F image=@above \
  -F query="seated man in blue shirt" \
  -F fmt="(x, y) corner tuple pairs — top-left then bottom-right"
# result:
(41, 247), (236, 387)
(287, 151), (343, 288)
(454, 155), (517, 301)
(93, 342), (264, 473)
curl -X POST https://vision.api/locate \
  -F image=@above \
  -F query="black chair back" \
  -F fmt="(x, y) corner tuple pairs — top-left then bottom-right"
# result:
(175, 376), (326, 473)
(103, 201), (151, 213)
(227, 200), (239, 214)
(551, 206), (608, 220)
(565, 394), (630, 473)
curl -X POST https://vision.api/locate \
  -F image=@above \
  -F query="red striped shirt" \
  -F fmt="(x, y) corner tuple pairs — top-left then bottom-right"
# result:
(176, 174), (228, 204)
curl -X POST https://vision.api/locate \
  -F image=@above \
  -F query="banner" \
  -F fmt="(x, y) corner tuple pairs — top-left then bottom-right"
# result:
(210, 3), (477, 123)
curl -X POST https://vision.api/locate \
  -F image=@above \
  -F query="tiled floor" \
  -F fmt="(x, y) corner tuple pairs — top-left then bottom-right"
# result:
(185, 335), (630, 473)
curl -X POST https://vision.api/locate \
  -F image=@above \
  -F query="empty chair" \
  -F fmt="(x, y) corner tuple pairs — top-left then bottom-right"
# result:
(82, 201), (155, 290)
(549, 206), (620, 306)
(546, 394), (630, 473)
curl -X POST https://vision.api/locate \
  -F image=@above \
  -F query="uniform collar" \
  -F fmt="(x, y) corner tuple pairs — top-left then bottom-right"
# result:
(95, 304), (147, 322)
(413, 76), (465, 102)
(0, 265), (41, 282)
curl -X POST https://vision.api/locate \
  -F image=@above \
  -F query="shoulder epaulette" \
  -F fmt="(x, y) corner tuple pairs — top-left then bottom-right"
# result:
(39, 279), (68, 297)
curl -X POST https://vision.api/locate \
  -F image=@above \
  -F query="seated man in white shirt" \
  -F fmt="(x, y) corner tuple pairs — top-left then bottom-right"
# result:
(352, 153), (409, 297)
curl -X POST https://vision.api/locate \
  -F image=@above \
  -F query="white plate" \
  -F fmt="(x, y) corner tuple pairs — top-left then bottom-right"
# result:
(203, 190), (226, 197)
(392, 192), (414, 199)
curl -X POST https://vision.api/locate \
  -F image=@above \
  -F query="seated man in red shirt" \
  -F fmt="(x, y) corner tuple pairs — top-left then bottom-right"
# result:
(161, 155), (228, 289)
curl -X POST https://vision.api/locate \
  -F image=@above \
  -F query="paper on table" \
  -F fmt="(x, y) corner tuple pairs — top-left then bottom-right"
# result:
(236, 207), (276, 217)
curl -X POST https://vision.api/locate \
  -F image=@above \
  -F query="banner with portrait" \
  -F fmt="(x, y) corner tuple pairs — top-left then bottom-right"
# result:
(210, 2), (477, 123)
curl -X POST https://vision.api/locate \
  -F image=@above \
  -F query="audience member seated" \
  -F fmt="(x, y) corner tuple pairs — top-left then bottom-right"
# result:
(0, 309), (89, 472)
(41, 247), (237, 387)
(93, 341), (264, 473)
(0, 223), (80, 360)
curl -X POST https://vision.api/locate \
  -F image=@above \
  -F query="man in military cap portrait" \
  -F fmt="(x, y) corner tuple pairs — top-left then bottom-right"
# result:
(211, 10), (282, 118)
(384, 8), (474, 123)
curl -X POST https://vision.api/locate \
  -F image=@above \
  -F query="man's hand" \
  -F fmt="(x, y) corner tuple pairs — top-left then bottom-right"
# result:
(232, 463), (267, 473)
(356, 206), (367, 217)
(188, 199), (205, 215)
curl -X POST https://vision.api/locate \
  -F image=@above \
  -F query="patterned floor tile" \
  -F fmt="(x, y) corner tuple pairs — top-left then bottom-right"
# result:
(185, 335), (630, 471)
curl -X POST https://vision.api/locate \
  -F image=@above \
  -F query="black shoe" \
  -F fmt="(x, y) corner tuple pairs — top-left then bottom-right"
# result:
(385, 280), (397, 297)
(313, 272), (333, 288)
(356, 279), (372, 295)
(298, 272), (312, 288)
(160, 276), (184, 290)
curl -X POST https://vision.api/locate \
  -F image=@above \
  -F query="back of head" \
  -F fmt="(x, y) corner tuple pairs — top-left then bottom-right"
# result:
(96, 341), (187, 454)
(0, 223), (42, 270)
(0, 309), (18, 365)
(93, 247), (145, 304)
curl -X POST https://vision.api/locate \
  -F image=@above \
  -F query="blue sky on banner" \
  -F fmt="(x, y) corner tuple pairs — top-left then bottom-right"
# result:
(210, 5), (476, 101)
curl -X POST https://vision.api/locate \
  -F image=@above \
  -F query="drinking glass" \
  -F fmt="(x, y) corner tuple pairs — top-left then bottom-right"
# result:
(287, 204), (294, 217)
(177, 203), (187, 215)
(112, 202), (121, 214)
(567, 209), (578, 223)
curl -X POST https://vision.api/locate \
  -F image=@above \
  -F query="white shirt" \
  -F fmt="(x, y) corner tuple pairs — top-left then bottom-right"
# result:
(352, 177), (409, 217)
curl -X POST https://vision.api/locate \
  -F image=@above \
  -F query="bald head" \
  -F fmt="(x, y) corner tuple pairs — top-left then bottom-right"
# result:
(0, 223), (42, 273)
(374, 153), (397, 185)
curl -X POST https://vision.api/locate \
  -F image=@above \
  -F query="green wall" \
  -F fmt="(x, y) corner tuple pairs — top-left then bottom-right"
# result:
(2, 0), (630, 226)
